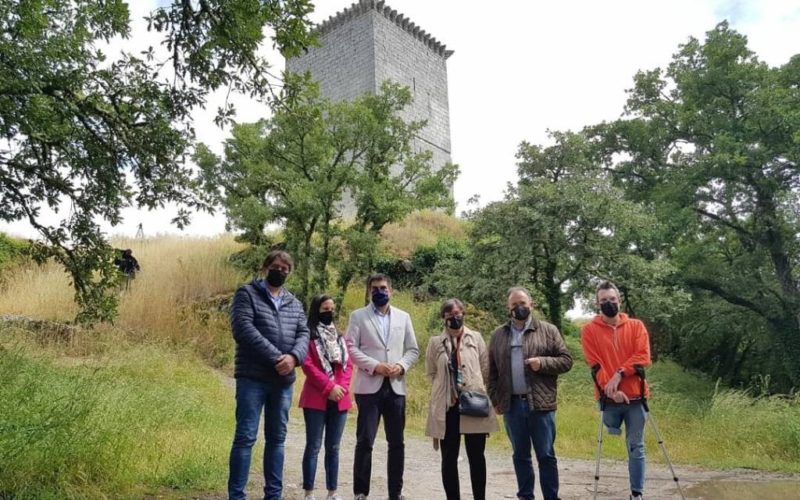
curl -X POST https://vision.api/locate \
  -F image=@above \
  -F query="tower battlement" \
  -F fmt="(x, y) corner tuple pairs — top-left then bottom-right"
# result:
(317, 0), (454, 59)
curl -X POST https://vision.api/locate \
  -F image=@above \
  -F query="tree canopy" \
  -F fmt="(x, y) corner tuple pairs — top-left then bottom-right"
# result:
(198, 79), (458, 302)
(596, 22), (800, 388)
(0, 0), (314, 321)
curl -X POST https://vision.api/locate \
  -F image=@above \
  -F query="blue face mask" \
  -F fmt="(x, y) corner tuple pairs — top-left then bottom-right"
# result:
(372, 289), (390, 307)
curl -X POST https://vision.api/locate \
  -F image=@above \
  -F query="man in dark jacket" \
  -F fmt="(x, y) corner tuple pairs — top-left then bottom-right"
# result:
(227, 250), (310, 500)
(487, 287), (573, 500)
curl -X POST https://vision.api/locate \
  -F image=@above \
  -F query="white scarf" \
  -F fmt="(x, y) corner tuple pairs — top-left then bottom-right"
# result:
(314, 324), (347, 378)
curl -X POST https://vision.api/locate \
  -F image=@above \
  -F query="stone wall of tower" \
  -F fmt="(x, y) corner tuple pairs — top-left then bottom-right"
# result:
(371, 11), (452, 172)
(286, 10), (376, 100)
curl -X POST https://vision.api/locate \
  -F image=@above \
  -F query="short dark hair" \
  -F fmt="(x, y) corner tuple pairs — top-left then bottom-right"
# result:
(307, 293), (335, 335)
(366, 273), (392, 290)
(596, 280), (620, 300)
(262, 250), (293, 272)
(440, 298), (465, 318)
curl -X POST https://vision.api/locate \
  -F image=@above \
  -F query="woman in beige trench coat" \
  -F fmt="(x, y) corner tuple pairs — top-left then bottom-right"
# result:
(425, 298), (498, 500)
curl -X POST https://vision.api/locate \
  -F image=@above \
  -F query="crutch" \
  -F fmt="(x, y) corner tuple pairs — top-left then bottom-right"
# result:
(634, 365), (686, 500)
(590, 364), (607, 500)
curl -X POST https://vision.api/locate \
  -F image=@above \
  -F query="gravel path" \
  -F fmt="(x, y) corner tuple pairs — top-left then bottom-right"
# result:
(212, 413), (797, 500)
(202, 374), (797, 500)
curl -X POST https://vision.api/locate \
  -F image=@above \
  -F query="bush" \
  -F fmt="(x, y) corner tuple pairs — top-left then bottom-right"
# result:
(561, 318), (582, 338)
(0, 233), (29, 276)
(375, 238), (468, 297)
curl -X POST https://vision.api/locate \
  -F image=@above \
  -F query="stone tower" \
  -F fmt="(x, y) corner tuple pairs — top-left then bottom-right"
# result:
(286, 0), (453, 181)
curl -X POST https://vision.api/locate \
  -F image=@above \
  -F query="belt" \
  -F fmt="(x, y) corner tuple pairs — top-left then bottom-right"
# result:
(511, 394), (528, 400)
(603, 397), (643, 406)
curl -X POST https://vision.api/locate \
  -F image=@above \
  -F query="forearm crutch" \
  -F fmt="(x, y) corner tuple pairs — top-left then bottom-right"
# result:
(634, 365), (686, 500)
(590, 364), (606, 500)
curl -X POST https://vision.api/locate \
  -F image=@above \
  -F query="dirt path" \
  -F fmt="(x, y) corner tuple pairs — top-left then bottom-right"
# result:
(207, 375), (797, 500)
(209, 414), (797, 500)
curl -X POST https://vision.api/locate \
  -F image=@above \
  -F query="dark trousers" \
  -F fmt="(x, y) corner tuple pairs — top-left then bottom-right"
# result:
(441, 406), (487, 500)
(353, 379), (406, 499)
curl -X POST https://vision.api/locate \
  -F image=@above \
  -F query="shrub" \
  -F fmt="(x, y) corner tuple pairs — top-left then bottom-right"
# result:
(375, 238), (468, 297)
(0, 233), (29, 278)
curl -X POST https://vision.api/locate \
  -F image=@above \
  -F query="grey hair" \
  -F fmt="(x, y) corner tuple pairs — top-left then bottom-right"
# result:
(507, 286), (532, 300)
(440, 298), (466, 318)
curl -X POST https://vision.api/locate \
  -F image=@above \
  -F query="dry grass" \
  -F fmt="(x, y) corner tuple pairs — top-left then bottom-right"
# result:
(379, 209), (467, 259)
(0, 235), (246, 366)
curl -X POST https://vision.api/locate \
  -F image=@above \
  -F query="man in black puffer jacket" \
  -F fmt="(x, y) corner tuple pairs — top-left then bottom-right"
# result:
(227, 250), (310, 500)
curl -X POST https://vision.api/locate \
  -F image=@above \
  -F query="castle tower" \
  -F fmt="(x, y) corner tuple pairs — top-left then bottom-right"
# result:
(286, 0), (453, 182)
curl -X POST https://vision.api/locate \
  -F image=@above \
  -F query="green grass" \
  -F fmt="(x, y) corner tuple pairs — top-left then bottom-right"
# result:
(0, 326), (236, 499)
(556, 336), (800, 471)
(0, 232), (28, 279)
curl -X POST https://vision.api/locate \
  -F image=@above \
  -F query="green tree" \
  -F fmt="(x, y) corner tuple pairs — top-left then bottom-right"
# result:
(598, 22), (800, 387)
(198, 80), (458, 303)
(0, 0), (315, 322)
(445, 131), (657, 332)
(335, 85), (459, 303)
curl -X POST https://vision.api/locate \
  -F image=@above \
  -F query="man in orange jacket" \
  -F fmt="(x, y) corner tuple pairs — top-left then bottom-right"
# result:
(580, 281), (651, 500)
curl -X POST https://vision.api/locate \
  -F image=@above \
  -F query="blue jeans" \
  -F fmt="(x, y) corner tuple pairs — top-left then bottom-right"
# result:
(228, 377), (293, 500)
(503, 397), (559, 500)
(602, 400), (647, 493)
(302, 403), (349, 491)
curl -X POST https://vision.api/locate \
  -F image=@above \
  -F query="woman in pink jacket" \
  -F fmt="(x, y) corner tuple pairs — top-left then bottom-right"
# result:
(299, 294), (353, 500)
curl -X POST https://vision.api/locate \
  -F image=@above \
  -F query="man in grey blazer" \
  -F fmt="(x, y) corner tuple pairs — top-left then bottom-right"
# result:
(347, 273), (419, 500)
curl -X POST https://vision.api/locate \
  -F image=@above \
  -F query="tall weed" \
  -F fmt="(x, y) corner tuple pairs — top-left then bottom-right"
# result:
(0, 331), (234, 498)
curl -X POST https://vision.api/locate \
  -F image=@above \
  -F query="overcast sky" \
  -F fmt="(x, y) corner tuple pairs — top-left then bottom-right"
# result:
(3, 0), (800, 239)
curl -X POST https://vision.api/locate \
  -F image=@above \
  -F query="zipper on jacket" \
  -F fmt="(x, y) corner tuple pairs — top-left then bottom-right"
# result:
(255, 284), (287, 352)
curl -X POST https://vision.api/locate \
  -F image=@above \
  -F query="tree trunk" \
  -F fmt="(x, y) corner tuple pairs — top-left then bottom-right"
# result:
(314, 211), (332, 293)
(298, 218), (317, 304)
(768, 314), (800, 387)
(542, 259), (562, 332)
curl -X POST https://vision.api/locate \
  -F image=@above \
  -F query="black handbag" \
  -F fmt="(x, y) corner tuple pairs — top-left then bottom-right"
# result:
(458, 391), (491, 417)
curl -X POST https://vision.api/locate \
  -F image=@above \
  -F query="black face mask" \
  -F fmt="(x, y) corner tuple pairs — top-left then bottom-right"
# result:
(266, 268), (287, 288)
(600, 301), (619, 318)
(371, 289), (390, 307)
(318, 310), (335, 326)
(512, 305), (530, 321)
(446, 316), (464, 330)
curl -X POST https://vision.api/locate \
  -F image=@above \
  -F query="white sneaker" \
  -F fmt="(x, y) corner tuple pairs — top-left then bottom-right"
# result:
(327, 495), (343, 500)
(304, 495), (316, 500)
(630, 495), (643, 500)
